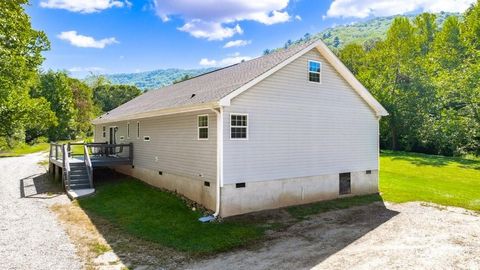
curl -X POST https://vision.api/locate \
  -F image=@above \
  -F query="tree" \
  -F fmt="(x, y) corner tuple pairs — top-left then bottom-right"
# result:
(338, 43), (366, 74)
(93, 84), (142, 112)
(68, 77), (95, 136)
(333, 36), (340, 47)
(0, 0), (54, 147)
(31, 71), (78, 141)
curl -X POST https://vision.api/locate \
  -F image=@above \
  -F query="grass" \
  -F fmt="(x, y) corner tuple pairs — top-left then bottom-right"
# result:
(287, 194), (383, 220)
(0, 142), (50, 157)
(0, 137), (92, 158)
(380, 150), (480, 211)
(77, 150), (479, 254)
(78, 180), (265, 254)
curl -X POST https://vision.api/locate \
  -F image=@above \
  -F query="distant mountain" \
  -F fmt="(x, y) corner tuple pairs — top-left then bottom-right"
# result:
(96, 12), (460, 91)
(93, 68), (215, 91)
(276, 12), (460, 51)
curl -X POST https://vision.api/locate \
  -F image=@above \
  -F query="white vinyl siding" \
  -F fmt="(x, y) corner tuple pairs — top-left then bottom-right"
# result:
(94, 110), (217, 181)
(222, 48), (379, 184)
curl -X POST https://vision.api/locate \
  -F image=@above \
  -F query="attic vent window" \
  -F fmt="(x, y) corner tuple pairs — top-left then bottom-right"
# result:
(308, 60), (321, 83)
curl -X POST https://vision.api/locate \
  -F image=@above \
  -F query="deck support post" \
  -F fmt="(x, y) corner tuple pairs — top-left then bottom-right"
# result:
(54, 165), (61, 182)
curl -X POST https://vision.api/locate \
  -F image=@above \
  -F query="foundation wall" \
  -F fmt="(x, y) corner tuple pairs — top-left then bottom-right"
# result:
(113, 165), (217, 211)
(220, 170), (378, 217)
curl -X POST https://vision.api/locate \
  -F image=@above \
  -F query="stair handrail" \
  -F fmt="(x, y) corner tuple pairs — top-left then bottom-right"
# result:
(84, 144), (93, 188)
(62, 144), (71, 189)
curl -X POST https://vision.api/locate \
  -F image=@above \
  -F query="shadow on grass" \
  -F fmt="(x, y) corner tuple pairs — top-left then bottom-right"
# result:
(74, 169), (398, 269)
(382, 150), (480, 170)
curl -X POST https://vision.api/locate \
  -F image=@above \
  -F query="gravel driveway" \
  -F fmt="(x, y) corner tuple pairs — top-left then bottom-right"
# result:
(188, 202), (480, 270)
(0, 153), (83, 270)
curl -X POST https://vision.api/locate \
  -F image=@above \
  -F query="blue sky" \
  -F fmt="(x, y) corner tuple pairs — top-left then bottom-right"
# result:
(26, 0), (476, 78)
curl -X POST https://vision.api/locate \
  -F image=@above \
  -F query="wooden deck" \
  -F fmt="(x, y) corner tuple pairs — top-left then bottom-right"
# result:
(48, 142), (133, 198)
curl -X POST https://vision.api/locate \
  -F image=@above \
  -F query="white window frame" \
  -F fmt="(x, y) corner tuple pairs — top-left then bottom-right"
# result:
(127, 122), (130, 139)
(308, 60), (322, 84)
(197, 114), (209, 140)
(230, 113), (248, 140)
(136, 121), (140, 139)
(102, 126), (106, 138)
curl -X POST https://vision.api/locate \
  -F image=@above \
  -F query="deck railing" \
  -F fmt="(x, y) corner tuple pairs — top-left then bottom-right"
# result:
(84, 144), (93, 188)
(62, 144), (70, 189)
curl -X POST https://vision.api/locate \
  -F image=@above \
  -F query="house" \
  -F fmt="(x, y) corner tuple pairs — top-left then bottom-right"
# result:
(92, 39), (388, 217)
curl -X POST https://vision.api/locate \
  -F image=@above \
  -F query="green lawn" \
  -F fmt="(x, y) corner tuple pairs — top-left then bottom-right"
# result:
(77, 150), (480, 254)
(78, 180), (266, 254)
(0, 138), (92, 158)
(380, 151), (480, 211)
(0, 142), (50, 157)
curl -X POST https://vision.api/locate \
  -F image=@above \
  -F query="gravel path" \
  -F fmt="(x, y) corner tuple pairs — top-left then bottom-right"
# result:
(0, 153), (83, 270)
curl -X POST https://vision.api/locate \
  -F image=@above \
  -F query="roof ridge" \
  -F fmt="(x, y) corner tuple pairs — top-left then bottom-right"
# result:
(164, 38), (320, 88)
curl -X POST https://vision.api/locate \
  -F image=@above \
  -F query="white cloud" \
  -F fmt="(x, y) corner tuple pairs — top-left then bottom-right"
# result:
(326, 0), (476, 18)
(199, 54), (253, 67)
(179, 22), (243, 40)
(68, 66), (105, 72)
(295, 15), (302, 21)
(199, 58), (217, 66)
(58, 31), (118, 48)
(223, 39), (252, 48)
(40, 0), (128, 13)
(154, 0), (291, 40)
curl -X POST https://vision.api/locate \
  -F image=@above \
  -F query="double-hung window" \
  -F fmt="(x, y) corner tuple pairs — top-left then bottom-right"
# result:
(308, 60), (321, 83)
(102, 126), (106, 138)
(230, 114), (248, 140)
(198, 115), (209, 140)
(127, 123), (130, 138)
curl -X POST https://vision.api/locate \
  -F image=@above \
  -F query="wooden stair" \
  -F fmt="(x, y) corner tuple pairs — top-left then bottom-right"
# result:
(68, 161), (91, 189)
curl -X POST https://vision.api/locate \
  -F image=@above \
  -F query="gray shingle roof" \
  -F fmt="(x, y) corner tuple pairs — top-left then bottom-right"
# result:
(95, 40), (318, 123)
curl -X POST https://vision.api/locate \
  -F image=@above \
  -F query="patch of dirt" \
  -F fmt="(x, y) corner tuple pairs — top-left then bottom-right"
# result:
(50, 201), (191, 270)
(185, 202), (480, 270)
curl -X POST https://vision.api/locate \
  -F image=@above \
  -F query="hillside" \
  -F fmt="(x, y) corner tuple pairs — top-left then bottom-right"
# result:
(318, 12), (459, 48)
(97, 12), (459, 91)
(97, 68), (215, 91)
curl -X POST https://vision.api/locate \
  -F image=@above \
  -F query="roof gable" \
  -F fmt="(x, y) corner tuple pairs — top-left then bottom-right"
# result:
(219, 40), (388, 117)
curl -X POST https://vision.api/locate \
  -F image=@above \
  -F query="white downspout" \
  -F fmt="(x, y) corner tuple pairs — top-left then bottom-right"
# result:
(211, 107), (223, 217)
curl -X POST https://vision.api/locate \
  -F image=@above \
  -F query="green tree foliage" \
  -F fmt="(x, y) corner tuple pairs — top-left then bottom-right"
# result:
(339, 1), (480, 155)
(93, 82), (142, 112)
(0, 0), (55, 147)
(31, 71), (78, 141)
(68, 77), (95, 136)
